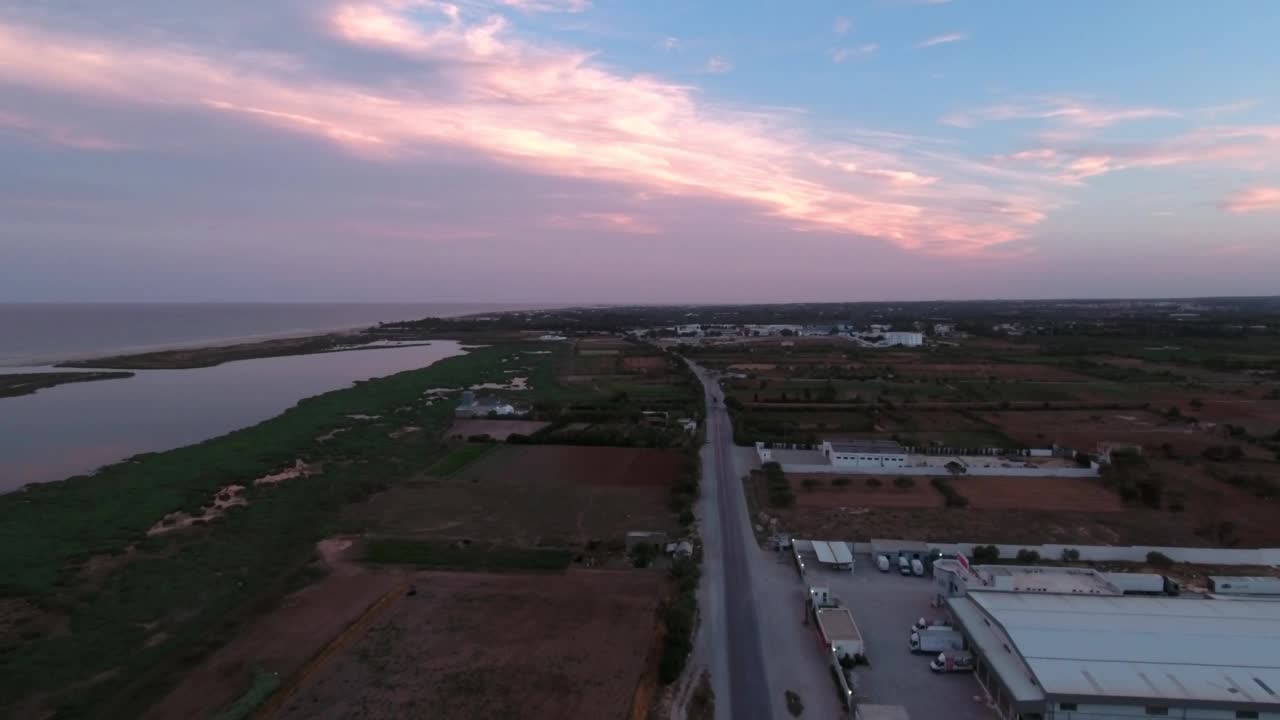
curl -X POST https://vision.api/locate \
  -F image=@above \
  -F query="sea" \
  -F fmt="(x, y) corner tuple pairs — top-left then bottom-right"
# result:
(0, 302), (542, 366)
(0, 303), (549, 491)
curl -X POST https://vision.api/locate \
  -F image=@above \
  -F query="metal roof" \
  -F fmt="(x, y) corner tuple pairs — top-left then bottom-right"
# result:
(813, 541), (838, 564)
(825, 439), (905, 454)
(830, 541), (853, 564)
(965, 592), (1280, 707)
(816, 607), (861, 641)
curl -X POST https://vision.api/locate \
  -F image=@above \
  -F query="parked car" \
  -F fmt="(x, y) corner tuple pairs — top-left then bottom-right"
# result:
(898, 555), (912, 575)
(911, 558), (925, 576)
(929, 651), (975, 673)
(877, 555), (891, 572)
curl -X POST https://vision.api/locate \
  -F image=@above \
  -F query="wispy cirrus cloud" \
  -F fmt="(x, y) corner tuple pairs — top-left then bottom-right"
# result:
(0, 1), (1060, 256)
(914, 32), (965, 49)
(0, 110), (130, 151)
(833, 17), (852, 36)
(829, 44), (878, 63)
(705, 55), (733, 73)
(658, 36), (679, 51)
(547, 211), (658, 234)
(944, 97), (1179, 129)
(497, 0), (590, 13)
(1219, 187), (1280, 214)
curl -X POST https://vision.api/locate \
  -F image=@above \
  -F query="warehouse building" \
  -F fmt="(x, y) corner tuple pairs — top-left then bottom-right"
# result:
(933, 559), (1123, 599)
(945, 592), (1280, 719)
(820, 439), (908, 469)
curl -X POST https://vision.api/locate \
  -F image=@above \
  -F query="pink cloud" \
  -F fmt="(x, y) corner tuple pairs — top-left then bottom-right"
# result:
(0, 109), (129, 151)
(1219, 187), (1280, 214)
(547, 212), (658, 234)
(914, 32), (966, 49)
(0, 5), (1052, 256)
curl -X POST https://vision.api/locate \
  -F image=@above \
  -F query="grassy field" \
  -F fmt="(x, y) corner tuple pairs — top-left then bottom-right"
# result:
(426, 444), (495, 475)
(0, 371), (134, 398)
(0, 342), (572, 719)
(364, 539), (573, 571)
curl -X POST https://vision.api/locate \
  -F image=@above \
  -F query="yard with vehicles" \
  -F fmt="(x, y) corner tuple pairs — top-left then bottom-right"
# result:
(276, 569), (666, 720)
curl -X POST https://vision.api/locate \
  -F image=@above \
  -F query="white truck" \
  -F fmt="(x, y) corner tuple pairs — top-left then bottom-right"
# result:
(929, 651), (975, 673)
(909, 626), (964, 654)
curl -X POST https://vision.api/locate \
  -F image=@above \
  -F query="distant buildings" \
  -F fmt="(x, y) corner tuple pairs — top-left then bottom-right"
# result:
(454, 391), (516, 418)
(821, 439), (909, 470)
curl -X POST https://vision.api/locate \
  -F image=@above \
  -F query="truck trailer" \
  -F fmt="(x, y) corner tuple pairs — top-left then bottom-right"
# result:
(908, 626), (964, 654)
(1102, 572), (1180, 596)
(816, 606), (865, 659)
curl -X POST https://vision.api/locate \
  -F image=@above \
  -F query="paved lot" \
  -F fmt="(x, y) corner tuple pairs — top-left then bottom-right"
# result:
(803, 559), (1000, 720)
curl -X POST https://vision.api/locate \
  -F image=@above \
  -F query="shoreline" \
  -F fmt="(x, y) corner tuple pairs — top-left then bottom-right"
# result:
(1, 302), (561, 368)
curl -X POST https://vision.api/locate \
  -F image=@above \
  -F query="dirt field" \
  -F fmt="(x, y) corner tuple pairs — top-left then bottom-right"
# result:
(348, 446), (684, 546)
(953, 476), (1124, 512)
(447, 418), (550, 440)
(621, 355), (669, 372)
(894, 363), (1090, 382)
(790, 475), (943, 508)
(277, 569), (664, 720)
(144, 540), (404, 720)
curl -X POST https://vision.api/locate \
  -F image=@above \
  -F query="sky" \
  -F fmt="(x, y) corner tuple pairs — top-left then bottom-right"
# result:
(1, 0), (1278, 303)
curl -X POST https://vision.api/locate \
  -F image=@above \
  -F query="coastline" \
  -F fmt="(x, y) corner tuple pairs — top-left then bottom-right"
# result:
(0, 370), (135, 398)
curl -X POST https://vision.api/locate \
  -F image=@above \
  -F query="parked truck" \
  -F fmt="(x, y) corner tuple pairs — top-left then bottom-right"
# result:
(909, 626), (964, 654)
(1103, 572), (1180, 596)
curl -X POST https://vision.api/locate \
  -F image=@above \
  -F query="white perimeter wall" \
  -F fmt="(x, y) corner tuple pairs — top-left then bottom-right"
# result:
(852, 542), (1280, 566)
(778, 463), (1099, 478)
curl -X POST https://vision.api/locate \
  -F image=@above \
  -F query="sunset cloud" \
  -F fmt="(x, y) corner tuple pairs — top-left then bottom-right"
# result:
(914, 32), (966, 48)
(1219, 187), (1280, 214)
(497, 0), (590, 13)
(0, 6), (1055, 256)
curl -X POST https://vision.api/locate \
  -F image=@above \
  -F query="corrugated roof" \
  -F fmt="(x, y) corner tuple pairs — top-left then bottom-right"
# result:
(966, 592), (1280, 706)
(816, 607), (861, 641)
(826, 439), (905, 454)
(813, 541), (837, 564)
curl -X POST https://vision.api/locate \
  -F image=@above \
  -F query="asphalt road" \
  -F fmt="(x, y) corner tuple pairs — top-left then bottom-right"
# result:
(690, 363), (774, 720)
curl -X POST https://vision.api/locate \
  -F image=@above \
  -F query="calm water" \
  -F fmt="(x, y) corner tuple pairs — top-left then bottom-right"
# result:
(0, 342), (468, 491)
(0, 303), (541, 366)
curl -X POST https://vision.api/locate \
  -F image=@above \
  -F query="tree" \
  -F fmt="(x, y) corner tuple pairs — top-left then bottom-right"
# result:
(1189, 398), (1204, 410)
(1146, 551), (1173, 567)
(801, 477), (821, 491)
(1015, 549), (1040, 563)
(630, 543), (657, 568)
(1061, 548), (1080, 562)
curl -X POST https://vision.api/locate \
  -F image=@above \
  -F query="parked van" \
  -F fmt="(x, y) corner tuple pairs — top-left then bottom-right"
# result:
(898, 555), (912, 575)
(911, 558), (925, 576)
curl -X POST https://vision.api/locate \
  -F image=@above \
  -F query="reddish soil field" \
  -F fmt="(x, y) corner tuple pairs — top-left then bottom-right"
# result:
(144, 540), (403, 720)
(789, 474), (943, 508)
(447, 418), (550, 440)
(895, 363), (1089, 382)
(348, 446), (684, 545)
(981, 409), (1213, 455)
(277, 569), (664, 720)
(621, 355), (669, 372)
(953, 476), (1124, 512)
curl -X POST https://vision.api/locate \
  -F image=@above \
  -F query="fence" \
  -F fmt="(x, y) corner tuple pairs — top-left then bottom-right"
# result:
(850, 542), (1280, 566)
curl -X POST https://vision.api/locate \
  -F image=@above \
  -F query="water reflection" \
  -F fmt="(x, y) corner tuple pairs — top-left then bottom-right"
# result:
(0, 342), (465, 491)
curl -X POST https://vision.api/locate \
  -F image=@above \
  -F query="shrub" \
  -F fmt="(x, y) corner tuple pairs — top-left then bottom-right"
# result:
(1015, 549), (1040, 563)
(832, 476), (851, 487)
(865, 477), (882, 488)
(785, 690), (804, 717)
(930, 477), (969, 508)
(1061, 548), (1080, 562)
(1146, 551), (1173, 567)
(972, 544), (1000, 563)
(801, 477), (821, 491)
(893, 476), (915, 489)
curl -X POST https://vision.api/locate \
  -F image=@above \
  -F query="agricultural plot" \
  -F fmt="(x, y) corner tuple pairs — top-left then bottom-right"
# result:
(277, 569), (664, 720)
(447, 418), (550, 440)
(348, 445), (685, 547)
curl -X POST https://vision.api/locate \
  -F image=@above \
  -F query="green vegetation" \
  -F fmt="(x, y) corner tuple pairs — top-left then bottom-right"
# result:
(0, 371), (134, 399)
(760, 462), (795, 508)
(427, 443), (496, 475)
(0, 343), (570, 718)
(658, 556), (699, 684)
(58, 334), (396, 370)
(1100, 449), (1165, 508)
(971, 544), (1001, 563)
(785, 689), (804, 717)
(1015, 549), (1041, 563)
(364, 539), (572, 571)
(212, 665), (281, 720)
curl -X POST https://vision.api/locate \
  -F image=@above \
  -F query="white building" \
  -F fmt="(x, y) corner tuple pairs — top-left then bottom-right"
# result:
(820, 439), (908, 469)
(933, 561), (1123, 600)
(946, 591), (1280, 720)
(882, 331), (924, 347)
(933, 323), (955, 336)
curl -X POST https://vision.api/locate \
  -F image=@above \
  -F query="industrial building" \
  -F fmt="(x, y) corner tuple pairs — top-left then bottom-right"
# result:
(794, 539), (855, 571)
(945, 592), (1280, 719)
(820, 439), (908, 469)
(933, 560), (1123, 599)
